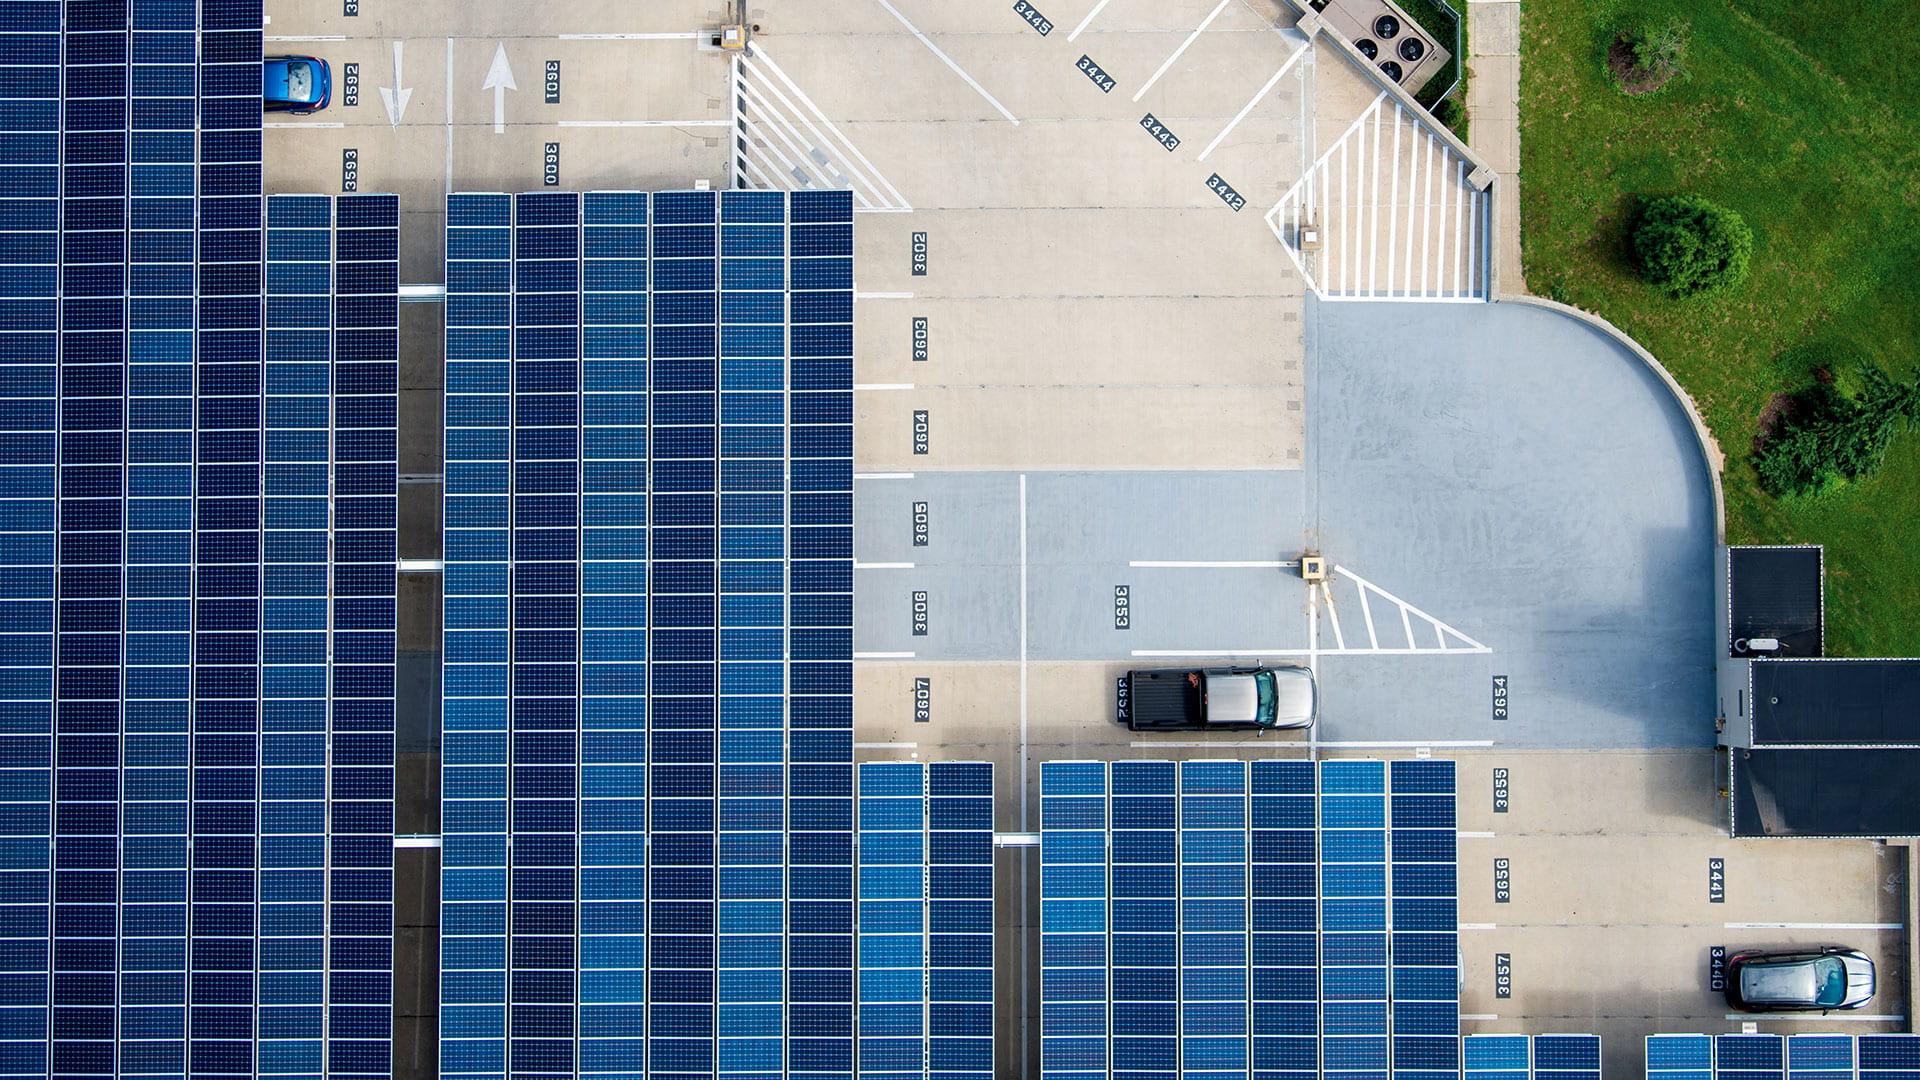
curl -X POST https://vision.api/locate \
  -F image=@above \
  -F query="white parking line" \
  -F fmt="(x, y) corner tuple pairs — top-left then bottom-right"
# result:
(1130, 560), (1296, 568)
(558, 120), (730, 128)
(855, 562), (916, 570)
(1067, 0), (1116, 42)
(1319, 740), (1495, 748)
(558, 32), (702, 40)
(854, 651), (917, 659)
(855, 291), (915, 299)
(1724, 922), (1904, 930)
(856, 741), (919, 750)
(264, 122), (344, 128)
(1134, 0), (1233, 102)
(854, 383), (915, 391)
(855, 472), (916, 481)
(1728, 1006), (1904, 1014)
(266, 35), (346, 41)
(1130, 648), (1481, 657)
(1198, 38), (1311, 162)
(872, 0), (1020, 124)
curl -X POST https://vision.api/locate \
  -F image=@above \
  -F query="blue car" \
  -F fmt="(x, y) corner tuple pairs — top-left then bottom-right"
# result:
(264, 55), (331, 114)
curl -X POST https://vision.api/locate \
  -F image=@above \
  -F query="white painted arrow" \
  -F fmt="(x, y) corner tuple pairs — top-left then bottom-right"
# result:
(482, 43), (515, 134)
(377, 40), (412, 126)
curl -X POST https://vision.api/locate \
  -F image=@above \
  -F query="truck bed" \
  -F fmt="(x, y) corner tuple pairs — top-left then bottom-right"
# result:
(1126, 669), (1199, 730)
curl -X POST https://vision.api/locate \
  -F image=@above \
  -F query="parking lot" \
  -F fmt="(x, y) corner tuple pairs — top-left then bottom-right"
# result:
(260, 0), (1913, 1075)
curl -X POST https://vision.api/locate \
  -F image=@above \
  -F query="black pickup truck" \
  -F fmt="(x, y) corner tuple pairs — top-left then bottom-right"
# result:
(1118, 665), (1317, 732)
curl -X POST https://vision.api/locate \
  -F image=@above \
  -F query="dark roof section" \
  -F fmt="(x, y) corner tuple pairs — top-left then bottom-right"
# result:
(1751, 659), (1920, 746)
(1730, 747), (1920, 838)
(1729, 546), (1823, 658)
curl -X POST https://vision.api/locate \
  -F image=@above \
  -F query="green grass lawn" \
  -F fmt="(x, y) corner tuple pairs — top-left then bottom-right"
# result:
(1519, 0), (1920, 655)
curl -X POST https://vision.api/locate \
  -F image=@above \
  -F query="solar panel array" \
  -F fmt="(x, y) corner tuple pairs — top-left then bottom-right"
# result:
(1462, 1035), (1600, 1080)
(0, 3), (398, 1078)
(441, 189), (867, 1080)
(856, 761), (995, 1080)
(1650, 1034), (1920, 1080)
(1040, 759), (1458, 1080)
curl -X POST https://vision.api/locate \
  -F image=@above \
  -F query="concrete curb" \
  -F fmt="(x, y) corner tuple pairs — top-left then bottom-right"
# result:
(1498, 294), (1727, 542)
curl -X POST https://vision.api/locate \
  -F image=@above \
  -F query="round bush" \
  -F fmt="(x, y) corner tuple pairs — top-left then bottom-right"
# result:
(1631, 195), (1753, 296)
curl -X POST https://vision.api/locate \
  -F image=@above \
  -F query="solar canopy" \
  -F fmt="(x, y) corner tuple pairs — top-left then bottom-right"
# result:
(441, 189), (898, 1080)
(1650, 1035), (1920, 1080)
(1040, 759), (1459, 1080)
(0, 3), (397, 1079)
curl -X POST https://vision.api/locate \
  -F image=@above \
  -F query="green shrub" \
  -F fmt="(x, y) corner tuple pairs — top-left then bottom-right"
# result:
(1755, 364), (1920, 498)
(1631, 195), (1753, 296)
(1620, 15), (1690, 82)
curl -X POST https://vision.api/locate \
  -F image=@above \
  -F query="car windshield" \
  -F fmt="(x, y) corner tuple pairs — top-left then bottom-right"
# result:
(286, 61), (312, 100)
(1254, 672), (1277, 727)
(1813, 956), (1848, 1007)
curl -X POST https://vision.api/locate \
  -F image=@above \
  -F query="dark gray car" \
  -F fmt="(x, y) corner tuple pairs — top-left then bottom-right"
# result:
(1724, 947), (1875, 1012)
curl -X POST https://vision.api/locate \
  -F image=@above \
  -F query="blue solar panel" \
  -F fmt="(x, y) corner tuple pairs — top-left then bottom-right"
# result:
(1648, 1034), (1714, 1080)
(1251, 760), (1316, 1080)
(578, 188), (649, 1080)
(1040, 759), (1461, 1080)
(1535, 1034), (1603, 1080)
(1787, 1035), (1854, 1080)
(1041, 761), (1109, 1080)
(786, 188), (853, 1080)
(1180, 760), (1248, 1080)
(442, 191), (514, 1080)
(1465, 1035), (1531, 1080)
(1321, 760), (1387, 1080)
(858, 762), (927, 1080)
(1390, 760), (1457, 1080)
(927, 761), (994, 1080)
(1112, 760), (1177, 1080)
(1860, 1035), (1920, 1080)
(6, 6), (400, 1079)
(442, 189), (860, 1080)
(1719, 1034), (1786, 1080)
(3, 4), (62, 1077)
(718, 188), (784, 1080)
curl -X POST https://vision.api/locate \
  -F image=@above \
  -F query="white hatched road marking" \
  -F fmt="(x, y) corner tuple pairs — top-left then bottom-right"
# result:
(731, 47), (913, 211)
(1267, 92), (1489, 301)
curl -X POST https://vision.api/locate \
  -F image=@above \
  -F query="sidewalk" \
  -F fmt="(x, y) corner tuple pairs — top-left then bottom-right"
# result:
(1465, 0), (1525, 295)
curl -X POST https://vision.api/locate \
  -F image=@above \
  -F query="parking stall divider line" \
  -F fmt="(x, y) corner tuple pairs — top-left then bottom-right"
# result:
(1133, 0), (1234, 102)
(1066, 0), (1114, 42)
(1197, 39), (1312, 163)
(871, 0), (1021, 124)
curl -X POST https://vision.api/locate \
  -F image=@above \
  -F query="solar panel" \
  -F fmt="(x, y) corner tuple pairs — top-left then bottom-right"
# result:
(1858, 1035), (1920, 1080)
(441, 190), (514, 1080)
(1718, 1034), (1786, 1080)
(578, 188), (650, 1080)
(1112, 760), (1178, 1080)
(858, 762), (927, 1080)
(1648, 1034), (1714, 1080)
(1041, 761), (1109, 1080)
(1464, 1035), (1531, 1080)
(1390, 760), (1458, 1080)
(1251, 760), (1316, 1080)
(1787, 1035), (1854, 1080)
(926, 760), (994, 1080)
(786, 188), (854, 1080)
(443, 189), (862, 1080)
(1320, 760), (1388, 1080)
(1534, 1034), (1603, 1080)
(718, 187), (785, 1080)
(1040, 759), (1461, 1080)
(1180, 760), (1248, 1080)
